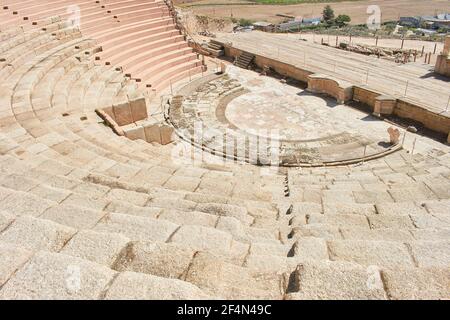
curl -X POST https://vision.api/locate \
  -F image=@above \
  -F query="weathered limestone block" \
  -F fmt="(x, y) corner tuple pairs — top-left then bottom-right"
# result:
(112, 101), (133, 126)
(123, 125), (146, 141)
(102, 106), (115, 119)
(291, 225), (342, 241)
(250, 242), (290, 256)
(41, 204), (106, 229)
(164, 175), (201, 192)
(184, 193), (228, 204)
(444, 35), (450, 55)
(0, 211), (14, 232)
(410, 241), (450, 268)
(323, 202), (375, 215)
(340, 227), (414, 242)
(291, 237), (329, 260)
(368, 214), (415, 230)
(308, 213), (370, 229)
(31, 185), (72, 203)
(160, 209), (217, 228)
(423, 200), (450, 216)
(93, 212), (178, 242)
(244, 254), (292, 273)
(0, 242), (33, 287)
(114, 241), (194, 279)
(0, 216), (76, 252)
(0, 252), (116, 300)
(375, 202), (426, 216)
(435, 55), (450, 77)
(328, 240), (414, 268)
(381, 267), (450, 300)
(185, 252), (281, 299)
(106, 188), (149, 207)
(215, 216), (250, 242)
(169, 225), (233, 254)
(149, 197), (197, 211)
(0, 191), (54, 217)
(160, 125), (175, 145)
(105, 201), (161, 219)
(61, 192), (110, 211)
(129, 97), (147, 122)
(435, 37), (450, 77)
(387, 126), (400, 144)
(374, 95), (396, 115)
(285, 261), (387, 300)
(196, 203), (252, 225)
(197, 177), (234, 196)
(61, 230), (130, 267)
(142, 123), (174, 145)
(104, 271), (210, 300)
(143, 123), (162, 144)
(95, 108), (124, 136)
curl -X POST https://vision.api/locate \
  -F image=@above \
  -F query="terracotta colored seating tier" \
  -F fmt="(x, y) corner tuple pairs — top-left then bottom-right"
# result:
(0, 0), (205, 92)
(0, 3), (449, 301)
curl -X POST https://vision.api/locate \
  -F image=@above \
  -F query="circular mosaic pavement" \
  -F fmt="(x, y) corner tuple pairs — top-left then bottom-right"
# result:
(168, 67), (400, 166)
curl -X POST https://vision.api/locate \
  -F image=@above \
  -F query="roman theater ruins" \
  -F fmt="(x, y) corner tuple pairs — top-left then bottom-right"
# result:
(0, 0), (449, 300)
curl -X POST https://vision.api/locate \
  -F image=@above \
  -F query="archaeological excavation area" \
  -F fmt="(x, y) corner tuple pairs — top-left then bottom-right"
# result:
(0, 0), (449, 301)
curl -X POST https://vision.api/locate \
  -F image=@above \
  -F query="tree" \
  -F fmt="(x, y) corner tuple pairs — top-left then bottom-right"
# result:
(238, 18), (253, 27)
(335, 14), (351, 27)
(322, 5), (335, 23)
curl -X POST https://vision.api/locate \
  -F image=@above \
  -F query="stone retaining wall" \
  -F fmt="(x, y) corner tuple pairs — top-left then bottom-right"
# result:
(307, 74), (353, 104)
(395, 100), (450, 135)
(221, 43), (450, 141)
(435, 35), (450, 77)
(435, 54), (450, 77)
(225, 46), (312, 82)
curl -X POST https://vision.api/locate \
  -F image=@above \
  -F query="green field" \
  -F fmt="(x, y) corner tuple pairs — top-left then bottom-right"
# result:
(249, 0), (360, 5)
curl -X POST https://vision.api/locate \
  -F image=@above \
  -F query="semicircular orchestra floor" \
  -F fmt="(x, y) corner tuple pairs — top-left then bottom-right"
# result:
(169, 65), (401, 166)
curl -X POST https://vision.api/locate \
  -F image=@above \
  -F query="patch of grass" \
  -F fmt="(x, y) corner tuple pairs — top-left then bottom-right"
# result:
(249, 0), (361, 5)
(238, 18), (255, 26)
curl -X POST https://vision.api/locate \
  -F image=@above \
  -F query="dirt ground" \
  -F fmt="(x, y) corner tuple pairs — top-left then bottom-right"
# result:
(215, 31), (450, 114)
(298, 33), (444, 62)
(176, 0), (450, 25)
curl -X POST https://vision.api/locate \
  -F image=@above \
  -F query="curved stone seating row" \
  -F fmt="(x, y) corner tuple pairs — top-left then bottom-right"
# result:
(0, 25), (287, 297)
(0, 0), (205, 92)
(0, 10), (449, 300)
(0, 147), (449, 299)
(168, 74), (401, 167)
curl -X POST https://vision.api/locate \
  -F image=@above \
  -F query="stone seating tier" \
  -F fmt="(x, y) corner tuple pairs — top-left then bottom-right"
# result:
(0, 5), (449, 300)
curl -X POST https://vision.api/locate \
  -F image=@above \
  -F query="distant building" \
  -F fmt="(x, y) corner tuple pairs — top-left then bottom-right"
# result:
(399, 16), (421, 27)
(415, 28), (437, 35)
(252, 21), (274, 32)
(277, 20), (303, 32)
(276, 17), (322, 32)
(400, 14), (450, 29)
(427, 13), (450, 29)
(302, 17), (322, 26)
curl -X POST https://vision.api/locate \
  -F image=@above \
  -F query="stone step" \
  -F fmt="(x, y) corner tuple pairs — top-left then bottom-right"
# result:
(284, 260), (450, 300)
(0, 249), (211, 299)
(184, 251), (283, 300)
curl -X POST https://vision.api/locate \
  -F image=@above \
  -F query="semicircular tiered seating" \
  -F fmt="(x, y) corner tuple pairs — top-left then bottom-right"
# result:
(0, 2), (449, 300)
(0, 0), (205, 92)
(168, 71), (402, 166)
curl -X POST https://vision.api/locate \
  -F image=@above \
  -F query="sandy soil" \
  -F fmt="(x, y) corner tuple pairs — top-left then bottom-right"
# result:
(215, 31), (450, 113)
(299, 33), (444, 53)
(177, 0), (450, 25)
